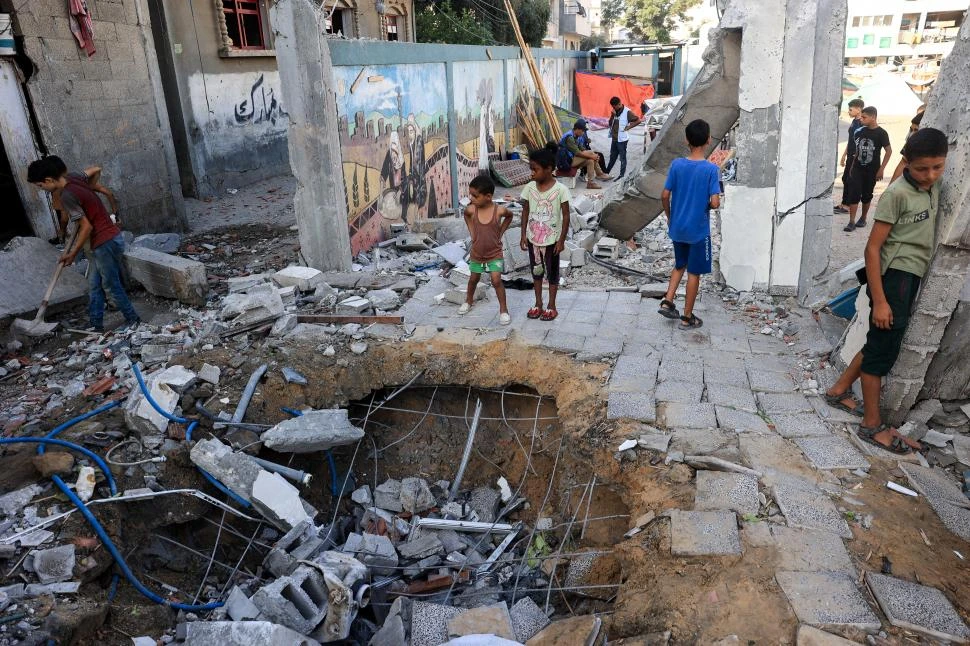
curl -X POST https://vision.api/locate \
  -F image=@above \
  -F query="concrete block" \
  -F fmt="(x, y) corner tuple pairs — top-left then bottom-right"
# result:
(374, 479), (404, 512)
(398, 534), (445, 560)
(190, 438), (264, 502)
(263, 520), (327, 577)
(866, 572), (970, 642)
(224, 586), (260, 621)
(124, 246), (207, 306)
(220, 287), (284, 325)
(794, 436), (869, 470)
(250, 565), (329, 634)
(775, 571), (881, 630)
(251, 470), (311, 531)
(351, 485), (372, 505)
(670, 510), (741, 556)
(154, 365), (196, 392)
(270, 313), (298, 338)
(273, 265), (324, 291)
(260, 409), (364, 453)
(400, 477), (436, 514)
(358, 533), (398, 575)
(502, 227), (530, 271)
(198, 363), (221, 385)
(510, 597), (551, 642)
(131, 233), (181, 254)
(0, 237), (87, 321)
(337, 296), (371, 314)
(31, 545), (75, 583)
(368, 288), (401, 311)
(694, 471), (759, 516)
(448, 602), (515, 640)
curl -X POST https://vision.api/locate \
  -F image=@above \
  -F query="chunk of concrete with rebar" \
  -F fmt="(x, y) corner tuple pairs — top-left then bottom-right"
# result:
(251, 565), (330, 635)
(189, 437), (265, 502)
(123, 246), (207, 306)
(261, 409), (365, 453)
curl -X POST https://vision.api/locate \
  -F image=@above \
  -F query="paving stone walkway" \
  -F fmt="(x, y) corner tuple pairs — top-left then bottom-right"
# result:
(382, 277), (970, 641)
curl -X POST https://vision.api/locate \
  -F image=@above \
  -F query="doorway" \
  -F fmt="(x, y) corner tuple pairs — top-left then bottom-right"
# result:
(0, 134), (32, 245)
(657, 54), (674, 96)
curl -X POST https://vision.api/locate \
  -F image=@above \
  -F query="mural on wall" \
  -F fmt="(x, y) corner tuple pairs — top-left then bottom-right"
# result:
(233, 74), (288, 125)
(453, 60), (505, 200)
(334, 64), (451, 255)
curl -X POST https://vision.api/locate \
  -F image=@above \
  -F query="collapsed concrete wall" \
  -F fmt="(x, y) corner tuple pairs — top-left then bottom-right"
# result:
(597, 29), (741, 241)
(5, 0), (186, 233)
(882, 20), (970, 422)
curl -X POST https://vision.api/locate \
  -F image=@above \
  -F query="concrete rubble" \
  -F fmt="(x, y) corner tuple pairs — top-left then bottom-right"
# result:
(260, 409), (365, 453)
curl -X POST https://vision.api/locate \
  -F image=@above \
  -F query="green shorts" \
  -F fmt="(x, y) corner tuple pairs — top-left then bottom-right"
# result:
(469, 258), (504, 274)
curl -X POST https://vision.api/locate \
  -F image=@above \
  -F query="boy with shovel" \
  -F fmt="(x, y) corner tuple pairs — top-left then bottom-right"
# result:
(28, 156), (140, 333)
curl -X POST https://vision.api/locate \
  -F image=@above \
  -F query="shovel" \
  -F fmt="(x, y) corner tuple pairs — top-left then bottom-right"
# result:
(11, 233), (78, 337)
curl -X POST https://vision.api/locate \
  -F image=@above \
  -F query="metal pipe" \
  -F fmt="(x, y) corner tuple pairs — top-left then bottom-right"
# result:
(232, 363), (268, 423)
(449, 398), (481, 503)
(414, 518), (515, 534)
(251, 456), (312, 486)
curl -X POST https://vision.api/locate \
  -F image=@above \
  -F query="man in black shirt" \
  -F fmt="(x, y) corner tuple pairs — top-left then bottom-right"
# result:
(836, 98), (864, 215)
(843, 106), (891, 231)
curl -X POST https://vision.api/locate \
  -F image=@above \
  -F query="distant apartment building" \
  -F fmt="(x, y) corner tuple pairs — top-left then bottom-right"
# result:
(844, 0), (966, 65)
(544, 0), (591, 49)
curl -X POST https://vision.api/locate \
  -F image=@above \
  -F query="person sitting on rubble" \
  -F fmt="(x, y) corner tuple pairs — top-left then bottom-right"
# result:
(656, 119), (721, 330)
(28, 156), (140, 333)
(824, 127), (948, 455)
(459, 175), (514, 325)
(556, 119), (611, 189)
(521, 143), (570, 321)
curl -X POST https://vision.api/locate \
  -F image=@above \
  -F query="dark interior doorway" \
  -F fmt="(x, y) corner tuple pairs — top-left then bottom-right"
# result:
(657, 55), (674, 96)
(0, 136), (33, 246)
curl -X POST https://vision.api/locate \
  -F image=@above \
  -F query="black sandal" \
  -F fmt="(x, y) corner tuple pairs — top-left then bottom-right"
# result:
(823, 390), (864, 417)
(678, 313), (703, 330)
(657, 299), (680, 319)
(856, 424), (920, 455)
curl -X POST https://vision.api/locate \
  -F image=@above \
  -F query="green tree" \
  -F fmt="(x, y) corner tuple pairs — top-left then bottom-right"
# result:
(601, 0), (624, 32)
(416, 1), (494, 45)
(623, 0), (700, 42)
(416, 0), (549, 47)
(580, 33), (611, 50)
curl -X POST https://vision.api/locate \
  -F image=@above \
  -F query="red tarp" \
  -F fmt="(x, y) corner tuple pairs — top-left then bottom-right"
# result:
(575, 71), (655, 118)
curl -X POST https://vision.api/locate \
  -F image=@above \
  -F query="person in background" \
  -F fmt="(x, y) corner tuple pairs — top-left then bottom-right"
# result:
(842, 106), (892, 232)
(891, 109), (926, 182)
(460, 175), (514, 325)
(835, 97), (865, 215)
(606, 96), (641, 179)
(557, 119), (611, 189)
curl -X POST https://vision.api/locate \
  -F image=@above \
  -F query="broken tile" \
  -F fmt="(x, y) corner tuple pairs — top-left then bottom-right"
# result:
(747, 370), (795, 393)
(658, 402), (717, 429)
(704, 383), (758, 413)
(757, 392), (814, 414)
(899, 463), (970, 542)
(771, 478), (852, 539)
(448, 602), (515, 640)
(31, 545), (75, 584)
(865, 572), (970, 643)
(510, 597), (551, 642)
(607, 391), (657, 423)
(669, 510), (742, 556)
(715, 406), (770, 434)
(795, 435), (870, 470)
(775, 571), (880, 630)
(771, 413), (832, 439)
(411, 601), (464, 646)
(693, 471), (759, 516)
(655, 380), (704, 404)
(769, 526), (854, 572)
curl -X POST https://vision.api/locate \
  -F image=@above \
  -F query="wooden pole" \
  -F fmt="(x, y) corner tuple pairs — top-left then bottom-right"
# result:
(503, 0), (558, 143)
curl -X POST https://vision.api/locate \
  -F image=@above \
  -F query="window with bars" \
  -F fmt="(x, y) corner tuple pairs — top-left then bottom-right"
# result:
(223, 0), (267, 49)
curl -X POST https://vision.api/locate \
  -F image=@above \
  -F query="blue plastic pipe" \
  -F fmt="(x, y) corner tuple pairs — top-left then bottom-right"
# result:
(1, 437), (117, 495)
(281, 407), (339, 496)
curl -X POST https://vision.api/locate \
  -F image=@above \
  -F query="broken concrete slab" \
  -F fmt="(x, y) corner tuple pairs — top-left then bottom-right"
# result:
(124, 370), (179, 436)
(260, 409), (364, 453)
(220, 287), (284, 325)
(154, 364), (197, 392)
(400, 477), (436, 514)
(251, 470), (311, 531)
(131, 232), (181, 254)
(794, 435), (869, 470)
(198, 363), (221, 385)
(715, 406), (771, 434)
(757, 392), (815, 414)
(190, 438), (264, 502)
(607, 391), (657, 423)
(0, 237), (87, 322)
(468, 487), (501, 524)
(374, 479), (404, 512)
(775, 571), (880, 631)
(899, 463), (970, 542)
(704, 383), (758, 413)
(525, 614), (601, 645)
(224, 586), (260, 621)
(227, 274), (271, 293)
(510, 597), (551, 643)
(358, 533), (398, 575)
(865, 572), (970, 642)
(769, 526), (853, 572)
(669, 509), (742, 556)
(795, 625), (865, 646)
(694, 471), (759, 516)
(270, 314), (298, 338)
(369, 288), (402, 311)
(448, 602), (515, 640)
(747, 369), (795, 393)
(398, 534), (445, 560)
(771, 413), (831, 439)
(657, 402), (717, 429)
(412, 601), (464, 646)
(124, 246), (207, 306)
(371, 614), (406, 646)
(638, 431), (672, 453)
(183, 622), (321, 646)
(31, 545), (75, 583)
(272, 265), (325, 291)
(771, 478), (852, 539)
(739, 434), (816, 480)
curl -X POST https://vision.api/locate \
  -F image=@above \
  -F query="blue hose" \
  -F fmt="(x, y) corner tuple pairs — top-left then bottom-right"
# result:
(0, 437), (117, 495)
(36, 399), (122, 456)
(281, 408), (339, 496)
(131, 364), (250, 508)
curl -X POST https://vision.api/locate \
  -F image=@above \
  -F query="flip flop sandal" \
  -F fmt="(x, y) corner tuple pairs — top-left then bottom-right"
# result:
(823, 390), (864, 417)
(856, 425), (918, 455)
(540, 308), (558, 321)
(527, 307), (543, 319)
(678, 314), (703, 330)
(657, 299), (680, 319)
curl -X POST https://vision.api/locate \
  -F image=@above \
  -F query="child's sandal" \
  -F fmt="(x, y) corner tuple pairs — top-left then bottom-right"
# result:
(657, 299), (680, 319)
(678, 314), (703, 329)
(527, 307), (543, 319)
(540, 308), (558, 321)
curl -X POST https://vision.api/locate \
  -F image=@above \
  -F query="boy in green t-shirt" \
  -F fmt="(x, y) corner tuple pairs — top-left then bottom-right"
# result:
(824, 128), (948, 455)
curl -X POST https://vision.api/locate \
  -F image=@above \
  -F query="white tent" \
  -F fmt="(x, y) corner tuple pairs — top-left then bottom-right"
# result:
(846, 74), (923, 116)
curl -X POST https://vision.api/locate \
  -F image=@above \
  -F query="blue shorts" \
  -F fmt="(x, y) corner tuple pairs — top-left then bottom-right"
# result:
(673, 237), (712, 275)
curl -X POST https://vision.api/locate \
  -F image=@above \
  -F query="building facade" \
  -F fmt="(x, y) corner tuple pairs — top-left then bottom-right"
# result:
(545, 0), (590, 50)
(844, 0), (966, 66)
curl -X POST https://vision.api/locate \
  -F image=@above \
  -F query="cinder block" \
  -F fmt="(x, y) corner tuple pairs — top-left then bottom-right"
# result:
(124, 246), (208, 306)
(250, 565), (330, 635)
(264, 520), (328, 577)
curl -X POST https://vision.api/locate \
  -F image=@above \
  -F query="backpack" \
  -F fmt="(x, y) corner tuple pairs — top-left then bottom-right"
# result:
(555, 132), (574, 172)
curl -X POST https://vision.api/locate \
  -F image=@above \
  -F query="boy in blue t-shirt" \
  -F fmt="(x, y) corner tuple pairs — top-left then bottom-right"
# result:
(657, 119), (722, 329)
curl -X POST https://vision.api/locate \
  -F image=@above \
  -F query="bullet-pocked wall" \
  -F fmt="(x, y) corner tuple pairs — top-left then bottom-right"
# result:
(327, 41), (588, 255)
(3, 0), (186, 234)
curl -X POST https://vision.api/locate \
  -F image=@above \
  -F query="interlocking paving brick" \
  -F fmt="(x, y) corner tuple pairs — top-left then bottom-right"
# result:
(705, 383), (758, 412)
(607, 392), (656, 423)
(758, 392), (815, 414)
(671, 427), (740, 461)
(657, 402), (717, 429)
(771, 413), (832, 438)
(694, 471), (759, 516)
(899, 463), (970, 542)
(541, 332), (586, 354)
(747, 369), (796, 393)
(709, 335), (752, 353)
(655, 379), (704, 404)
(865, 572), (970, 642)
(795, 435), (870, 470)
(715, 406), (771, 434)
(775, 571), (880, 630)
(658, 359), (704, 383)
(703, 364), (750, 386)
(670, 510), (742, 556)
(769, 526), (854, 572)
(704, 351), (747, 369)
(609, 355), (659, 394)
(809, 396), (861, 424)
(578, 336), (623, 360)
(745, 354), (792, 373)
(771, 478), (852, 538)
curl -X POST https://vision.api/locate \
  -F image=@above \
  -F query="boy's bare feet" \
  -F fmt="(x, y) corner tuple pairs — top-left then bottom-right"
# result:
(586, 182), (603, 190)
